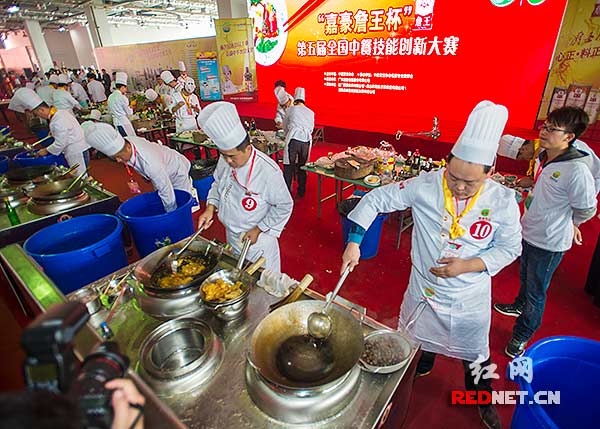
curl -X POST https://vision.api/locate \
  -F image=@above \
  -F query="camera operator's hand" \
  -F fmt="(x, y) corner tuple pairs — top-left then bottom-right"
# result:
(106, 378), (145, 429)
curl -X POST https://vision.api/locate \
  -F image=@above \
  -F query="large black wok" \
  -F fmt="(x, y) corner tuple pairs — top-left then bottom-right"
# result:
(248, 300), (364, 389)
(5, 165), (55, 185)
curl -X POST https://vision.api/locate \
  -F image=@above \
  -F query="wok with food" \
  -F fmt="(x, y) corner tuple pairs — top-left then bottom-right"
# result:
(150, 255), (210, 289)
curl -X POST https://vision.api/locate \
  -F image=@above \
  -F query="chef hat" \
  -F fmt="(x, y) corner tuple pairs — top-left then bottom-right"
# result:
(145, 88), (158, 102)
(197, 101), (247, 151)
(275, 86), (289, 105)
(178, 61), (186, 72)
(58, 74), (70, 84)
(498, 134), (526, 160)
(160, 70), (175, 84)
(84, 122), (126, 157)
(9, 88), (44, 112)
(115, 72), (128, 86)
(184, 77), (196, 93)
(451, 100), (509, 166)
(80, 120), (96, 132)
(48, 74), (59, 84)
(89, 109), (102, 121)
(294, 87), (305, 102)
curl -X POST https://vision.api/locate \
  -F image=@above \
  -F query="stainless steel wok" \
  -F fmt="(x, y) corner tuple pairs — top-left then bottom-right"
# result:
(26, 178), (85, 200)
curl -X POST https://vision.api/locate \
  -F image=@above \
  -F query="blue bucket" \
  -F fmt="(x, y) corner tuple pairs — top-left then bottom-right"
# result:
(0, 155), (8, 175)
(341, 213), (386, 259)
(117, 190), (194, 257)
(24, 214), (128, 295)
(33, 129), (55, 146)
(13, 151), (67, 168)
(511, 336), (600, 429)
(193, 176), (215, 201)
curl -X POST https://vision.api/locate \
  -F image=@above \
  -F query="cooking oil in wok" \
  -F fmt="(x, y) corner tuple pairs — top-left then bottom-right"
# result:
(276, 334), (335, 383)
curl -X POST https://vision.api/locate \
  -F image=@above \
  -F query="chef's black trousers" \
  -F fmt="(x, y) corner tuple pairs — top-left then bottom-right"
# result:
(416, 351), (493, 393)
(585, 233), (600, 308)
(284, 138), (309, 195)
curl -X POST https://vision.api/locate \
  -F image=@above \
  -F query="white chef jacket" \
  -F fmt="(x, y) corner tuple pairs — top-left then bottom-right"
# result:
(88, 80), (107, 103)
(169, 90), (200, 133)
(573, 140), (600, 195)
(522, 149), (596, 253)
(275, 92), (294, 124)
(125, 136), (193, 213)
(47, 109), (90, 177)
(107, 91), (135, 136)
(36, 85), (55, 106)
(283, 103), (315, 164)
(70, 82), (89, 105)
(348, 169), (522, 361)
(207, 147), (294, 272)
(156, 83), (171, 97)
(53, 89), (81, 114)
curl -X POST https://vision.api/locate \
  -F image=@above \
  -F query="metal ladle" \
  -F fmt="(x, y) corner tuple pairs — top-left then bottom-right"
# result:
(167, 224), (206, 273)
(307, 266), (351, 340)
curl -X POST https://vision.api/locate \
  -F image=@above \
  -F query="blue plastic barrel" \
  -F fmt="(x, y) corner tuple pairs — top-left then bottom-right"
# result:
(193, 176), (215, 201)
(33, 129), (55, 146)
(511, 336), (600, 429)
(341, 213), (386, 259)
(24, 214), (128, 295)
(0, 155), (8, 175)
(13, 151), (67, 168)
(117, 190), (194, 257)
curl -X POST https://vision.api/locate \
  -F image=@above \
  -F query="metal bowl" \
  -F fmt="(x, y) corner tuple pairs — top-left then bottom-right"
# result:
(199, 269), (252, 321)
(358, 329), (412, 374)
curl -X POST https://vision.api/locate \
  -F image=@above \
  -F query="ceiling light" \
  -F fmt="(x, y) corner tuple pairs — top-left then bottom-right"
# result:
(165, 2), (175, 11)
(7, 4), (20, 14)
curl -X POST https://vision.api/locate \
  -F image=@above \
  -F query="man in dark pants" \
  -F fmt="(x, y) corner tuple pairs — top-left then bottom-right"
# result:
(282, 87), (314, 197)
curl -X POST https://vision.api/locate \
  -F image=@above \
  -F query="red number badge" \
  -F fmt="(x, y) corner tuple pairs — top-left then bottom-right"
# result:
(241, 196), (257, 211)
(470, 220), (493, 240)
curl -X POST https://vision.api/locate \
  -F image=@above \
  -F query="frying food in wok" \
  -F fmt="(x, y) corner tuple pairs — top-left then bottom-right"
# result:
(151, 256), (207, 289)
(201, 279), (244, 302)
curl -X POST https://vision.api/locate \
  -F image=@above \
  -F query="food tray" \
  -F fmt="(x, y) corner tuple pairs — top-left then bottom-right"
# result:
(334, 156), (373, 180)
(359, 329), (412, 374)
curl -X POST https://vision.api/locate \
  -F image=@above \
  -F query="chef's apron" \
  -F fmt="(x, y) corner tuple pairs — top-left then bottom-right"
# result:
(113, 116), (136, 137)
(175, 116), (198, 134)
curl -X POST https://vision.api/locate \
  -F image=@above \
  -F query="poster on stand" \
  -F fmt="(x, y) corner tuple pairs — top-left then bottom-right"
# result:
(214, 18), (258, 102)
(197, 59), (222, 101)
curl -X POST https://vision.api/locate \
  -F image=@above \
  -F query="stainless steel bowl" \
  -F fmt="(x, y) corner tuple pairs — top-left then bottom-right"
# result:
(358, 329), (412, 374)
(199, 268), (254, 321)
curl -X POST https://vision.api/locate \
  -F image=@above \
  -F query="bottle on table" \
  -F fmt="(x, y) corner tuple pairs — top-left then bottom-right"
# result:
(4, 197), (20, 226)
(411, 155), (421, 176)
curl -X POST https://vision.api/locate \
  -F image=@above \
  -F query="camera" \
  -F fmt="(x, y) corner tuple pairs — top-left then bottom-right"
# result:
(21, 301), (130, 429)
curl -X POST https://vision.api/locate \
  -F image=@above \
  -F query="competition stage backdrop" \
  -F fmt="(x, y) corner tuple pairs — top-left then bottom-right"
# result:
(249, 0), (569, 140)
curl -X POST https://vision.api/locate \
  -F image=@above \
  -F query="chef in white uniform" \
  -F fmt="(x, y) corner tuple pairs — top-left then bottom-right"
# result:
(341, 101), (522, 429)
(170, 77), (201, 133)
(53, 74), (81, 114)
(160, 70), (181, 97)
(35, 78), (55, 106)
(83, 122), (193, 213)
(145, 88), (169, 111)
(274, 82), (293, 129)
(70, 79), (89, 108)
(9, 88), (90, 177)
(176, 61), (189, 87)
(107, 72), (135, 137)
(87, 73), (107, 103)
(197, 102), (293, 272)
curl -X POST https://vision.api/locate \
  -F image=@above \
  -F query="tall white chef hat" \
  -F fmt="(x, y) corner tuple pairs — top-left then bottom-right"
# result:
(498, 134), (526, 160)
(294, 87), (305, 102)
(145, 88), (158, 102)
(115, 72), (128, 86)
(451, 100), (509, 166)
(48, 74), (59, 84)
(184, 77), (196, 93)
(178, 61), (186, 72)
(275, 86), (289, 105)
(9, 88), (44, 112)
(197, 101), (247, 151)
(160, 70), (175, 84)
(58, 74), (70, 85)
(84, 122), (126, 157)
(89, 109), (102, 121)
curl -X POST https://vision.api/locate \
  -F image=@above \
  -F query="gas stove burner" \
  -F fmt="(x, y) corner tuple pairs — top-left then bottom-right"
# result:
(139, 318), (223, 395)
(28, 191), (90, 215)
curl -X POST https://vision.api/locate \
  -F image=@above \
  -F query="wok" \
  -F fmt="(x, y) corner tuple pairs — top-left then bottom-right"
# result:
(248, 300), (364, 390)
(5, 165), (55, 184)
(26, 178), (85, 200)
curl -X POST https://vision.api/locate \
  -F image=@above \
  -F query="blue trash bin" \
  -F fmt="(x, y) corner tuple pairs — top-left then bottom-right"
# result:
(117, 189), (194, 257)
(0, 155), (8, 175)
(33, 128), (55, 146)
(339, 193), (386, 259)
(13, 151), (67, 168)
(24, 214), (128, 295)
(511, 336), (600, 429)
(193, 176), (215, 201)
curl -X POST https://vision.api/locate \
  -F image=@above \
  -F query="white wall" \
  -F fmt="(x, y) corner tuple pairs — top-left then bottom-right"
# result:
(0, 32), (35, 72)
(108, 22), (215, 46)
(44, 30), (80, 68)
(69, 25), (97, 68)
(3, 31), (31, 49)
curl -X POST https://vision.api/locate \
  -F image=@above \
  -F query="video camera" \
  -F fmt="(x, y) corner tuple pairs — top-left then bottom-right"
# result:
(21, 301), (130, 429)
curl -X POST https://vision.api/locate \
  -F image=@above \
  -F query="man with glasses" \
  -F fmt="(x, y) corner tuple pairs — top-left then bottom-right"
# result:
(494, 106), (597, 357)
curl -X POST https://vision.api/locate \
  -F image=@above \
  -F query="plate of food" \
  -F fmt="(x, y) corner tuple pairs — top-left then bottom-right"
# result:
(359, 329), (412, 374)
(364, 175), (381, 186)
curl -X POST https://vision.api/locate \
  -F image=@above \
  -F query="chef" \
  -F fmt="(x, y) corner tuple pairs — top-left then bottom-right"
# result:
(107, 72), (135, 137)
(341, 101), (522, 429)
(176, 61), (188, 86)
(170, 77), (201, 133)
(196, 102), (293, 272)
(86, 73), (107, 103)
(283, 87), (314, 197)
(35, 77), (55, 107)
(160, 70), (181, 96)
(53, 74), (82, 114)
(9, 88), (90, 177)
(155, 75), (171, 98)
(70, 78), (90, 108)
(274, 81), (293, 129)
(83, 122), (194, 213)
(144, 88), (169, 111)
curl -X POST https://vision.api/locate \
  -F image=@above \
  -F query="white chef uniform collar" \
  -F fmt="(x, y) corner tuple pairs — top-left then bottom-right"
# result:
(160, 70), (175, 84)
(115, 72), (128, 86)
(89, 110), (102, 121)
(451, 100), (509, 166)
(145, 89), (158, 102)
(84, 122), (126, 157)
(184, 77), (196, 93)
(275, 86), (289, 105)
(498, 134), (526, 159)
(178, 61), (186, 72)
(49, 74), (59, 84)
(294, 87), (305, 102)
(9, 88), (44, 112)
(197, 101), (247, 151)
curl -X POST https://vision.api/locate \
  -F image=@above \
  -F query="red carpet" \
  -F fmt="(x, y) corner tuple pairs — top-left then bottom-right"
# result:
(1, 110), (599, 428)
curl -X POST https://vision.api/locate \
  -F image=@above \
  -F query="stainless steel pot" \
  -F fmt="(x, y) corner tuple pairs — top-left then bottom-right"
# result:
(26, 178), (85, 200)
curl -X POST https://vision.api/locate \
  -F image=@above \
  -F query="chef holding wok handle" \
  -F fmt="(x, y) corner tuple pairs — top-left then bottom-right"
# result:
(340, 101), (522, 429)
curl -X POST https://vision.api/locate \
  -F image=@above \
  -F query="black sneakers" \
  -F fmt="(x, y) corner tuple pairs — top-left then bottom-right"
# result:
(505, 338), (527, 358)
(493, 303), (522, 317)
(478, 405), (501, 429)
